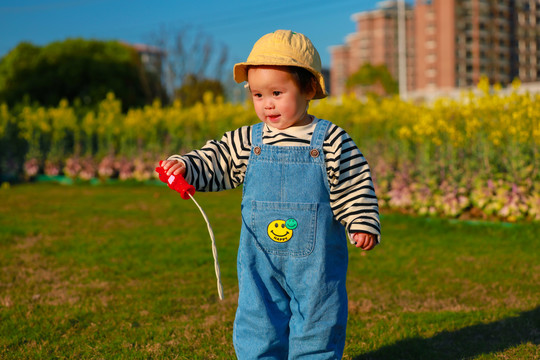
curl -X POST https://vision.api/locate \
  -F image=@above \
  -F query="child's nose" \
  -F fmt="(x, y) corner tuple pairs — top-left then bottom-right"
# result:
(264, 99), (274, 109)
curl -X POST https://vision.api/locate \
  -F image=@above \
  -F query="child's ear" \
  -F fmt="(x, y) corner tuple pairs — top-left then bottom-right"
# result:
(305, 78), (317, 100)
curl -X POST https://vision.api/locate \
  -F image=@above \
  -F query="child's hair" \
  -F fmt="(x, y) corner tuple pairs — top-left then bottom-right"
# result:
(246, 65), (317, 96)
(286, 66), (317, 95)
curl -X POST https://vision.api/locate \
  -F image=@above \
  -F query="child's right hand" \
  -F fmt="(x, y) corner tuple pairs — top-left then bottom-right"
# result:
(160, 159), (186, 177)
(352, 232), (377, 251)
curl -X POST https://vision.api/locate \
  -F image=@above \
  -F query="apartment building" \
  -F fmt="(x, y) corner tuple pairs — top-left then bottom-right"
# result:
(515, 0), (540, 83)
(330, 0), (540, 98)
(330, 1), (415, 96)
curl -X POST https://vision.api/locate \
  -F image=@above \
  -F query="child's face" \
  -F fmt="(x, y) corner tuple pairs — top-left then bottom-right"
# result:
(247, 66), (315, 130)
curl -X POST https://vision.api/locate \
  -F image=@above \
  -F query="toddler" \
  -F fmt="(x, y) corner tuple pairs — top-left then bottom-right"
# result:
(161, 30), (381, 359)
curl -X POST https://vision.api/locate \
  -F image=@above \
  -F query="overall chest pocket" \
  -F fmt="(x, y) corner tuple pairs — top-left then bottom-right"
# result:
(250, 201), (317, 257)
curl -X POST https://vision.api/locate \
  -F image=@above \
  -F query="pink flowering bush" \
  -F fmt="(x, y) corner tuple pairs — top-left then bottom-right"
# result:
(79, 157), (97, 181)
(23, 158), (40, 179)
(63, 157), (82, 179)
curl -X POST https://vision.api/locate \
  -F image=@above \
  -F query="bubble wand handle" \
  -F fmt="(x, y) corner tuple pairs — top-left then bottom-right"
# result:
(155, 162), (195, 200)
(155, 162), (224, 300)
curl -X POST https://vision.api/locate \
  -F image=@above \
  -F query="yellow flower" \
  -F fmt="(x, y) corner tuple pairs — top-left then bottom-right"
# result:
(398, 126), (412, 139)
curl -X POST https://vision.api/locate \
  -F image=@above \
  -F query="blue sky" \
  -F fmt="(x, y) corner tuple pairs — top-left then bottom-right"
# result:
(0, 0), (407, 69)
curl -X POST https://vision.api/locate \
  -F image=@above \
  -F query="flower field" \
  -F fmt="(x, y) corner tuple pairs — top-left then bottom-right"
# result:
(0, 78), (538, 221)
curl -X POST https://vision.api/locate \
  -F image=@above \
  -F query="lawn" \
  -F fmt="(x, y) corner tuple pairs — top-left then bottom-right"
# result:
(0, 183), (538, 359)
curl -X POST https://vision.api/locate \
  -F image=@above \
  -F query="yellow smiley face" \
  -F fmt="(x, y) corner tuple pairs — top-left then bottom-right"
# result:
(267, 220), (293, 243)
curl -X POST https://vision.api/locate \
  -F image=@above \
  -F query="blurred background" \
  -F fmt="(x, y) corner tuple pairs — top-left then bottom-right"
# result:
(1, 2), (539, 358)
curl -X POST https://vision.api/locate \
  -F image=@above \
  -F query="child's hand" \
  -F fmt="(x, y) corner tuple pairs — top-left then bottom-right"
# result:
(161, 159), (186, 177)
(352, 232), (376, 251)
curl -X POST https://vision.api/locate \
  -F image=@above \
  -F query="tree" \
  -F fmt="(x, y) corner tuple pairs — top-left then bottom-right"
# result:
(150, 26), (229, 104)
(346, 63), (398, 97)
(175, 74), (225, 107)
(0, 39), (167, 109)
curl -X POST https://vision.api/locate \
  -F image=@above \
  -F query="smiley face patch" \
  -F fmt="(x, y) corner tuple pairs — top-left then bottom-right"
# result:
(267, 218), (297, 243)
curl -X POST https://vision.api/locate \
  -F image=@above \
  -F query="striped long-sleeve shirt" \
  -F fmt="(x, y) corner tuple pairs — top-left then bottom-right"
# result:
(168, 117), (381, 242)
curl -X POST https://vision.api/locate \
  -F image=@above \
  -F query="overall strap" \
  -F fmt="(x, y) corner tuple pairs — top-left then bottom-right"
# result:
(310, 119), (330, 148)
(252, 122), (264, 147)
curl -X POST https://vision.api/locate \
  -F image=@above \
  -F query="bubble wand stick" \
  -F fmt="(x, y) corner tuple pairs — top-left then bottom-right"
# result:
(155, 162), (224, 300)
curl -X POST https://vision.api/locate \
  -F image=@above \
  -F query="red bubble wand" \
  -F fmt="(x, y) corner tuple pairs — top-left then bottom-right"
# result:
(155, 161), (224, 300)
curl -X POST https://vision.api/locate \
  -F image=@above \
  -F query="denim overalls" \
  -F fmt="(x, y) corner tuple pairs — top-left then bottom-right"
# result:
(233, 120), (349, 359)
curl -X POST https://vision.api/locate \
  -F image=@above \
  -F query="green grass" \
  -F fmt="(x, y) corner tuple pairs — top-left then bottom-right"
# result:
(0, 183), (538, 359)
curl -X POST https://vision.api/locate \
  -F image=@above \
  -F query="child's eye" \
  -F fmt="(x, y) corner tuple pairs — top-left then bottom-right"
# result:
(252, 93), (262, 98)
(273, 91), (282, 96)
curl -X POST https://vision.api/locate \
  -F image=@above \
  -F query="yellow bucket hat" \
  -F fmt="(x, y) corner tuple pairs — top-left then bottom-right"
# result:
(233, 30), (328, 99)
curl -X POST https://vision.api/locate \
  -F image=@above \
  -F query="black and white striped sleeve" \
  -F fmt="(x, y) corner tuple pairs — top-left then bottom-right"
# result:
(324, 124), (381, 242)
(168, 126), (252, 192)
